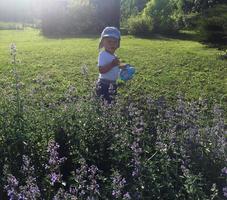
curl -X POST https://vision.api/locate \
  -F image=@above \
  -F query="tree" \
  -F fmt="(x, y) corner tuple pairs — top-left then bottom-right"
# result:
(199, 4), (227, 44)
(180, 0), (227, 13)
(143, 0), (181, 33)
(121, 0), (148, 20)
(40, 0), (121, 36)
(41, 0), (67, 36)
(91, 0), (121, 29)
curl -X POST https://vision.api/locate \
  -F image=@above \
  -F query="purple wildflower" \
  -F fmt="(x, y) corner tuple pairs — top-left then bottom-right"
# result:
(18, 155), (41, 199)
(223, 187), (227, 198)
(21, 155), (34, 175)
(50, 172), (62, 186)
(47, 140), (66, 166)
(130, 116), (144, 177)
(74, 159), (88, 198)
(46, 140), (66, 186)
(10, 43), (17, 64)
(53, 188), (75, 200)
(87, 165), (100, 197)
(72, 159), (100, 199)
(127, 104), (145, 199)
(123, 192), (131, 200)
(221, 167), (227, 175)
(4, 174), (19, 200)
(69, 185), (78, 195)
(131, 140), (142, 178)
(131, 133), (143, 178)
(4, 156), (41, 200)
(18, 179), (41, 200)
(221, 167), (227, 197)
(112, 171), (128, 199)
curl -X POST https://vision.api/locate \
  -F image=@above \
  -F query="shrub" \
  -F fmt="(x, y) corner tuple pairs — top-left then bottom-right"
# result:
(198, 4), (227, 44)
(66, 1), (102, 35)
(143, 0), (180, 34)
(127, 14), (153, 36)
(182, 12), (200, 29)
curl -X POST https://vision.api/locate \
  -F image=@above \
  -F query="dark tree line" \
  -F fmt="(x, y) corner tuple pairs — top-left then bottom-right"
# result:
(178, 0), (226, 13)
(0, 0), (227, 41)
(1, 0), (226, 24)
(122, 0), (227, 43)
(91, 0), (121, 28)
(40, 0), (121, 36)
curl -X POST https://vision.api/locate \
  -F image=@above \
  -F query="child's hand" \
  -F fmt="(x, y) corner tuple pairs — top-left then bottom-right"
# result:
(112, 57), (120, 67)
(119, 63), (127, 69)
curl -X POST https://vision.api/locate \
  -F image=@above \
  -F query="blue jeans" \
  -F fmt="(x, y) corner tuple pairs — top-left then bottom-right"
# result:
(96, 79), (117, 104)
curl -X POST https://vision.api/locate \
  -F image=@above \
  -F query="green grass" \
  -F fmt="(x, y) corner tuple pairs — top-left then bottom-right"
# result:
(0, 21), (24, 30)
(0, 28), (226, 110)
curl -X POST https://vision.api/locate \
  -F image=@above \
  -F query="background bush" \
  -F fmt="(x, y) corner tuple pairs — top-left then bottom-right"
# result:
(182, 12), (200, 30)
(198, 4), (227, 44)
(127, 14), (153, 36)
(143, 0), (181, 34)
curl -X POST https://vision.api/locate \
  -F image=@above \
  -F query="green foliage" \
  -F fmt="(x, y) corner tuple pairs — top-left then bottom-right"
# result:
(66, 1), (102, 34)
(41, 0), (121, 36)
(90, 0), (121, 29)
(191, 0), (227, 12)
(143, 0), (181, 33)
(182, 12), (201, 29)
(122, 0), (227, 34)
(198, 4), (227, 44)
(178, 0), (227, 14)
(41, 1), (101, 36)
(127, 14), (153, 36)
(0, 22), (24, 30)
(177, 0), (227, 31)
(121, 0), (149, 20)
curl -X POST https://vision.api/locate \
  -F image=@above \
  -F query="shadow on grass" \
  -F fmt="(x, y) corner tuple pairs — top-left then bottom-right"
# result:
(41, 28), (200, 42)
(132, 30), (227, 51)
(42, 32), (99, 40)
(41, 30), (227, 50)
(132, 30), (201, 42)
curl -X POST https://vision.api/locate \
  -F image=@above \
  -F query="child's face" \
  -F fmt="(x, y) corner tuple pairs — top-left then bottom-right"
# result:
(102, 37), (119, 54)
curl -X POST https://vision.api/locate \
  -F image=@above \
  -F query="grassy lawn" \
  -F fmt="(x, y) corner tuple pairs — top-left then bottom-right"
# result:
(0, 21), (24, 30)
(0, 28), (226, 110)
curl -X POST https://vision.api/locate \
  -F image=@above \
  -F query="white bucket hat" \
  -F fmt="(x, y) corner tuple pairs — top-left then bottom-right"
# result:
(99, 27), (121, 49)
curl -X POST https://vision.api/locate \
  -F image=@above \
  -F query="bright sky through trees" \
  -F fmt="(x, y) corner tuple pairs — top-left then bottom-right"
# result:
(0, 0), (53, 21)
(0, 0), (86, 22)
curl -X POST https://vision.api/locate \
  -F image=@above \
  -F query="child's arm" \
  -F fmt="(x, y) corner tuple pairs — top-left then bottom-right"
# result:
(99, 57), (120, 74)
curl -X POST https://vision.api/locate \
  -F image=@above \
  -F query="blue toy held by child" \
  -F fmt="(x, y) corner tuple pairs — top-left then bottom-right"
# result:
(119, 64), (136, 81)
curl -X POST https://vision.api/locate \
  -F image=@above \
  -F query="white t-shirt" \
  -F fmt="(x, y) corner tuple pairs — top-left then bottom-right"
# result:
(98, 50), (120, 81)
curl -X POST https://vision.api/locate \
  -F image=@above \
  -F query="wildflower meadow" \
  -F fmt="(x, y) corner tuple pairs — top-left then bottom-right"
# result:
(1, 0), (227, 198)
(0, 39), (226, 199)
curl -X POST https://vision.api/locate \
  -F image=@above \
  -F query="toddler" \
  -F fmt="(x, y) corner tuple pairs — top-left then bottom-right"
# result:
(96, 26), (123, 103)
